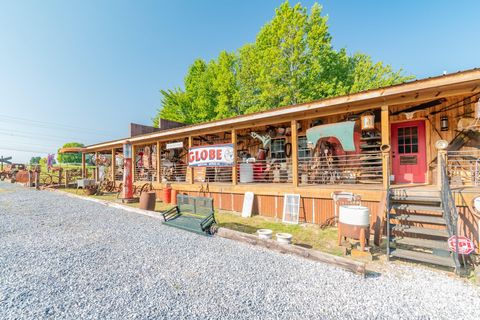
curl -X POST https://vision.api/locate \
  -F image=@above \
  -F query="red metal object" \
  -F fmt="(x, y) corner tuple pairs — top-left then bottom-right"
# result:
(448, 236), (475, 255)
(171, 189), (178, 205)
(163, 187), (172, 203)
(122, 143), (133, 200)
(391, 120), (427, 183)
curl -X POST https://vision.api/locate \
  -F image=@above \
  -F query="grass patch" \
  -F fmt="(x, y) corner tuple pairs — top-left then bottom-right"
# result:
(215, 211), (343, 256)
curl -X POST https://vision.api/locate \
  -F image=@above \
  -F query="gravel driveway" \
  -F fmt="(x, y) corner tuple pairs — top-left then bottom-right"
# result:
(1, 182), (479, 319)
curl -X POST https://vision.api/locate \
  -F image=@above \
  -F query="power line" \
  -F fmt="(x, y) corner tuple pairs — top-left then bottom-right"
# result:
(0, 114), (120, 136)
(0, 146), (51, 154)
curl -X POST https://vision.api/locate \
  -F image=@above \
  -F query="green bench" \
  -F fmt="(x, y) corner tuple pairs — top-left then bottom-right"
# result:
(162, 194), (216, 235)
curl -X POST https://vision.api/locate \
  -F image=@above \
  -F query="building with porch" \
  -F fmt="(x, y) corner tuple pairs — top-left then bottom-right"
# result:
(82, 68), (480, 267)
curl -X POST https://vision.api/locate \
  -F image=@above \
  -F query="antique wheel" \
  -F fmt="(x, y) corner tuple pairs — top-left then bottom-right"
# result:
(42, 175), (53, 185)
(138, 183), (153, 196)
(116, 182), (124, 198)
(208, 223), (219, 235)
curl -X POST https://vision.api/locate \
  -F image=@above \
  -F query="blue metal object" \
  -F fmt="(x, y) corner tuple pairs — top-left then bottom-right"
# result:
(306, 121), (356, 151)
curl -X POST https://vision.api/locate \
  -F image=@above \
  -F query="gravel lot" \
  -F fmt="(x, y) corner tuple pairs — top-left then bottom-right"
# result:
(1, 182), (479, 319)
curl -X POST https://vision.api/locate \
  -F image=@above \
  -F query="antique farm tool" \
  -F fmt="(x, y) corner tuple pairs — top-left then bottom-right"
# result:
(0, 156), (12, 171)
(306, 121), (356, 151)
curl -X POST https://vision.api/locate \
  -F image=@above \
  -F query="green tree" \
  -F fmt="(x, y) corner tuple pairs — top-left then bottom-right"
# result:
(57, 142), (84, 164)
(29, 156), (41, 165)
(155, 1), (413, 124)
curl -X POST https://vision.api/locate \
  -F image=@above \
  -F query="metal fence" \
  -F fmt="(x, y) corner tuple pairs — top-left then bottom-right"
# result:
(298, 152), (383, 185)
(447, 150), (480, 186)
(237, 158), (292, 183)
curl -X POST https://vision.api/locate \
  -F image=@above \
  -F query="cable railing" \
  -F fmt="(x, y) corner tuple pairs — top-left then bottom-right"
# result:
(194, 166), (232, 183)
(298, 152), (383, 185)
(134, 145), (158, 182)
(237, 158), (292, 183)
(161, 162), (187, 182)
(447, 150), (480, 186)
(440, 155), (461, 273)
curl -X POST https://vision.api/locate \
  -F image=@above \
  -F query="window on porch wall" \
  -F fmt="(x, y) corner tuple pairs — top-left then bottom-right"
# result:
(134, 144), (158, 182)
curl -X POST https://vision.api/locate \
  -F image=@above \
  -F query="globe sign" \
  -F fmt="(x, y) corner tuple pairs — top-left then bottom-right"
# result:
(447, 236), (475, 255)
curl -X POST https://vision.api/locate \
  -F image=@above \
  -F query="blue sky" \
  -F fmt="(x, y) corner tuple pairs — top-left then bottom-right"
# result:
(0, 0), (479, 162)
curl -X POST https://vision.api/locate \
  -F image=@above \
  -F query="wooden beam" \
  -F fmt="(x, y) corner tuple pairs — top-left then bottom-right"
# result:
(291, 120), (299, 187)
(111, 148), (115, 182)
(131, 145), (136, 183)
(231, 129), (237, 185)
(216, 228), (366, 275)
(94, 152), (99, 181)
(156, 141), (161, 183)
(381, 105), (390, 190)
(188, 136), (194, 184)
(81, 153), (86, 178)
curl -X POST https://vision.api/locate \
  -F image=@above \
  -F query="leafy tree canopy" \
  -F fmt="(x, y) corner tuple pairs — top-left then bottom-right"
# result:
(29, 156), (41, 165)
(153, 1), (413, 125)
(57, 142), (84, 164)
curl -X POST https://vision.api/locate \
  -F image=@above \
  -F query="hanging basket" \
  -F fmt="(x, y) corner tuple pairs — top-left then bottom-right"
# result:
(361, 111), (375, 130)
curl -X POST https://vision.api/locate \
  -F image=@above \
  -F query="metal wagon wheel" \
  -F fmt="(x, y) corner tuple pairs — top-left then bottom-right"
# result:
(116, 182), (124, 199)
(42, 175), (53, 185)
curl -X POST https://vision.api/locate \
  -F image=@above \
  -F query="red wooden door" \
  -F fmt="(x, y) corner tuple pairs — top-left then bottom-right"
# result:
(391, 120), (427, 183)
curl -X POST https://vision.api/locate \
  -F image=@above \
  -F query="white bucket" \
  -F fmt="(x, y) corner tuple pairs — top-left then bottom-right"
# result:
(257, 229), (273, 239)
(339, 205), (370, 226)
(276, 233), (292, 244)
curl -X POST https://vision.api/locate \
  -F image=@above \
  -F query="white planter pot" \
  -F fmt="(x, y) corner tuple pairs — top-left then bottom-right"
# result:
(257, 229), (273, 239)
(276, 232), (292, 245)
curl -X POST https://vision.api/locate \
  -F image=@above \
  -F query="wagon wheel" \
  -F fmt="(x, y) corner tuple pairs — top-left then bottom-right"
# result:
(138, 183), (153, 196)
(116, 182), (124, 199)
(42, 175), (53, 185)
(208, 223), (219, 235)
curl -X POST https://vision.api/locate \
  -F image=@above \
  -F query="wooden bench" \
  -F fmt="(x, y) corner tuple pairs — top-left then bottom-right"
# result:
(162, 194), (216, 235)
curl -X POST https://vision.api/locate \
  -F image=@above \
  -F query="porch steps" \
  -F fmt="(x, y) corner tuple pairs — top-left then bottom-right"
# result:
(393, 237), (450, 251)
(390, 213), (445, 225)
(391, 203), (444, 213)
(391, 225), (449, 238)
(390, 248), (456, 268)
(388, 189), (456, 270)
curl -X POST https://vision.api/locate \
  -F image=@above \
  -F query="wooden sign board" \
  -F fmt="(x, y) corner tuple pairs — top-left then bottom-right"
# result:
(242, 192), (254, 218)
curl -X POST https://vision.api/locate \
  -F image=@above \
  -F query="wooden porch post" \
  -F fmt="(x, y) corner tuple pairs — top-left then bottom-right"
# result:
(131, 145), (136, 183)
(156, 141), (161, 183)
(188, 136), (194, 184)
(111, 148), (116, 182)
(291, 120), (299, 187)
(94, 152), (99, 181)
(381, 105), (391, 190)
(232, 129), (237, 185)
(81, 153), (86, 178)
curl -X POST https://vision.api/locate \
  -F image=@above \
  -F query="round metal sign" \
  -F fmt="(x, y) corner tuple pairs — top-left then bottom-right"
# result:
(448, 236), (475, 255)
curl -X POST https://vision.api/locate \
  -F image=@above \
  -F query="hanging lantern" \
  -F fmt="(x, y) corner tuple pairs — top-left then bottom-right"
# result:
(361, 111), (375, 130)
(440, 115), (449, 131)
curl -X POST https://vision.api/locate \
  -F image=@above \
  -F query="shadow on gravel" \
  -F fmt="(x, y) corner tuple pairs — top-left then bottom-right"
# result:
(365, 271), (382, 279)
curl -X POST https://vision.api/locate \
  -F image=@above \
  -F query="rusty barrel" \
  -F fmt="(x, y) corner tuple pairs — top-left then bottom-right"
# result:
(139, 191), (156, 211)
(162, 187), (172, 204)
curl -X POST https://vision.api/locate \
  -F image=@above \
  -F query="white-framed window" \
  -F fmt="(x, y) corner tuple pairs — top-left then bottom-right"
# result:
(298, 136), (311, 158)
(271, 138), (285, 159)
